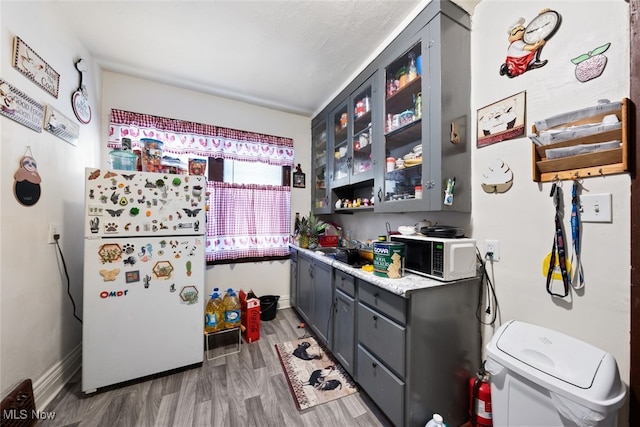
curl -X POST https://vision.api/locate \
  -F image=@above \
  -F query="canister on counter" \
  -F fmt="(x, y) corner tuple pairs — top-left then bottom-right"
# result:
(373, 241), (405, 279)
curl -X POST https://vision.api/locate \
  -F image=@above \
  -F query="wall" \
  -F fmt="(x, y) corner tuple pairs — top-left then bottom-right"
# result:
(100, 72), (311, 307)
(326, 0), (631, 422)
(0, 1), (102, 408)
(472, 0), (629, 378)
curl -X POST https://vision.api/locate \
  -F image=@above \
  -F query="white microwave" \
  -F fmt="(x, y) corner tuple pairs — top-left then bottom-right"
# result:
(389, 235), (477, 281)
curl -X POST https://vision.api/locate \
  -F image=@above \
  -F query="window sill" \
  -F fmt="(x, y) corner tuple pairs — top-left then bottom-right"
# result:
(206, 255), (291, 266)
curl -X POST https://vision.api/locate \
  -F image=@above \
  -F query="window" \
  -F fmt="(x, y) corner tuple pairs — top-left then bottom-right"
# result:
(108, 109), (294, 263)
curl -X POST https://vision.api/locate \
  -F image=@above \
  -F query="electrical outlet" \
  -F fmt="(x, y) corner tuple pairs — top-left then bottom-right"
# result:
(48, 223), (61, 244)
(485, 239), (500, 261)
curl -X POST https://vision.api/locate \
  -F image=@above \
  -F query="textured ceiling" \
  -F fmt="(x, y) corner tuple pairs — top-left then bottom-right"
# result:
(52, 0), (478, 117)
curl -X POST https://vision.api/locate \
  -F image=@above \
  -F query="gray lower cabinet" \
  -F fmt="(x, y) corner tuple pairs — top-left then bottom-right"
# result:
(296, 253), (333, 346)
(297, 254), (313, 323)
(290, 248), (298, 308)
(357, 278), (480, 427)
(332, 269), (356, 377)
(290, 251), (480, 427)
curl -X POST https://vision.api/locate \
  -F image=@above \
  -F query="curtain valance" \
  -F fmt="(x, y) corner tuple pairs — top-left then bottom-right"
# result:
(108, 109), (294, 166)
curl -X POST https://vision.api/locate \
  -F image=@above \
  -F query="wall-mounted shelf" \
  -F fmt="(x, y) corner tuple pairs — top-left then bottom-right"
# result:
(531, 98), (630, 182)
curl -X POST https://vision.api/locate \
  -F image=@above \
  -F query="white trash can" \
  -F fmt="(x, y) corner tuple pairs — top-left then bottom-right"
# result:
(486, 320), (626, 427)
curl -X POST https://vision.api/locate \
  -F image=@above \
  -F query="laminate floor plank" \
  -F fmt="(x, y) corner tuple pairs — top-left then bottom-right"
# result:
(134, 377), (164, 427)
(43, 308), (386, 427)
(153, 392), (178, 427)
(172, 368), (198, 426)
(192, 400), (211, 427)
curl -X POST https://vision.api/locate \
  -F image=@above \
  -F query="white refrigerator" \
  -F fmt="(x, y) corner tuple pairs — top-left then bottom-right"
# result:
(82, 167), (206, 393)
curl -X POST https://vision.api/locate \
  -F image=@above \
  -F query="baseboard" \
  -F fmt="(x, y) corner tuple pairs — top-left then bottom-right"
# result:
(278, 295), (291, 309)
(33, 344), (82, 411)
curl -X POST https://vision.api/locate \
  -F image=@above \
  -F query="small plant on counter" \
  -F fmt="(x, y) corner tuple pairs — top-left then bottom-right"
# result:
(297, 212), (320, 249)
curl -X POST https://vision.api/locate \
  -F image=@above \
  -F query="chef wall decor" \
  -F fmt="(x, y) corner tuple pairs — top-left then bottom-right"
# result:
(499, 9), (561, 78)
(477, 91), (526, 148)
(0, 79), (45, 132)
(44, 104), (80, 145)
(72, 59), (92, 124)
(481, 159), (514, 194)
(12, 36), (60, 98)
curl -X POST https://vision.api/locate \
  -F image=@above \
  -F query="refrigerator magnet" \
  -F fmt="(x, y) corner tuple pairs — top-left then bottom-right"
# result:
(125, 271), (140, 283)
(99, 268), (120, 281)
(179, 286), (199, 305)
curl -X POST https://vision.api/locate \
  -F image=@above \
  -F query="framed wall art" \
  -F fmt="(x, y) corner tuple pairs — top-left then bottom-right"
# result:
(12, 36), (60, 98)
(44, 105), (79, 145)
(477, 91), (526, 148)
(0, 79), (44, 132)
(293, 164), (305, 188)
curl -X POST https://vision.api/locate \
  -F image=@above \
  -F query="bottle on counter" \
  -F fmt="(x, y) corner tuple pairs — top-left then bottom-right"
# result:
(294, 212), (301, 235)
(223, 288), (241, 329)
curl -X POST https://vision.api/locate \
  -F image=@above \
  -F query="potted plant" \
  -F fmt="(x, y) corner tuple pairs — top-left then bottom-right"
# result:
(297, 212), (320, 249)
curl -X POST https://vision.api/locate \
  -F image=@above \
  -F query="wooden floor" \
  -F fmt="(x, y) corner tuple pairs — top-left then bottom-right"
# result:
(43, 308), (390, 427)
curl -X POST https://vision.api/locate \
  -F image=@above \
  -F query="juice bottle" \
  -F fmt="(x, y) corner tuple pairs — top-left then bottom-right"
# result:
(204, 291), (222, 333)
(223, 288), (241, 329)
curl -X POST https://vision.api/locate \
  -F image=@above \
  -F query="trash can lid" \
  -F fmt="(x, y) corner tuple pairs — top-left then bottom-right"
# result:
(486, 320), (625, 411)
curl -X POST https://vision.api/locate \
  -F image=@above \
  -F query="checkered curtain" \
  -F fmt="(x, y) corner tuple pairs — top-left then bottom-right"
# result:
(109, 109), (294, 166)
(205, 181), (291, 261)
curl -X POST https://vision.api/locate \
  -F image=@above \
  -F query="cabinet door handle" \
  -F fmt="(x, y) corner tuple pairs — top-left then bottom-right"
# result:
(377, 187), (383, 202)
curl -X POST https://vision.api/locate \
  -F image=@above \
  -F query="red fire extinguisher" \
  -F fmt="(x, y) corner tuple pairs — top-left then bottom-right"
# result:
(469, 361), (492, 427)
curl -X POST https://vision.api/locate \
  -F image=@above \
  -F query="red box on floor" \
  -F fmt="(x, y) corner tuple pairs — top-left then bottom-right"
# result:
(239, 290), (260, 343)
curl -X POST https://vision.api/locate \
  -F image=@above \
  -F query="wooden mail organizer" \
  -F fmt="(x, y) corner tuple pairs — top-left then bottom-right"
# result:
(531, 98), (630, 182)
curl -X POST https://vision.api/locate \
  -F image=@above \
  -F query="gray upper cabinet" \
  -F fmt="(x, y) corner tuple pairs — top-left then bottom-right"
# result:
(312, 119), (331, 214)
(312, 0), (471, 214)
(375, 9), (471, 213)
(329, 73), (377, 191)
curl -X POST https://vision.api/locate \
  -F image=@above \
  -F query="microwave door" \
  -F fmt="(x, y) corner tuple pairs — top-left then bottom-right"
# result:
(405, 239), (433, 276)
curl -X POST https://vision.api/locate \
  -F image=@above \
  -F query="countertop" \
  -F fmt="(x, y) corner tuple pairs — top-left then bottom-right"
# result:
(290, 245), (468, 298)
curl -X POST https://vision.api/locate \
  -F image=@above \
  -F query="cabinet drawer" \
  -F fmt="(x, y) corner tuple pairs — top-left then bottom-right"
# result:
(358, 280), (406, 324)
(358, 302), (405, 377)
(334, 269), (355, 297)
(357, 344), (404, 427)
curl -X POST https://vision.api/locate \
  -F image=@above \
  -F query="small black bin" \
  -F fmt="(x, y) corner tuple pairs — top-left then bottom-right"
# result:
(259, 295), (280, 321)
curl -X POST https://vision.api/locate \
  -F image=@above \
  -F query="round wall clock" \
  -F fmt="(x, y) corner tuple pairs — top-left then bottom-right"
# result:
(523, 9), (561, 44)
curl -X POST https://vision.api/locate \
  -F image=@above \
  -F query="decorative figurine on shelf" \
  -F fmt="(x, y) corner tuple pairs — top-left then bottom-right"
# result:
(500, 9), (561, 78)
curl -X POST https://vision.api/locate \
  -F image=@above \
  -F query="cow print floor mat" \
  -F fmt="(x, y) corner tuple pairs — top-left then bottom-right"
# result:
(275, 336), (358, 410)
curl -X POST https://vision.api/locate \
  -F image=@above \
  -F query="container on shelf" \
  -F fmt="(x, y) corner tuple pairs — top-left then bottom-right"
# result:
(109, 150), (138, 171)
(140, 138), (164, 172)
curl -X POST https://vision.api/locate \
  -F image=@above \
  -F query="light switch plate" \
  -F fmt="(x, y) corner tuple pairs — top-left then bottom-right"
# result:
(581, 193), (612, 223)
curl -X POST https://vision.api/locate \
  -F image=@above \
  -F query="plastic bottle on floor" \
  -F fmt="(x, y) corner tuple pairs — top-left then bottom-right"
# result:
(204, 290), (223, 333)
(223, 288), (241, 329)
(425, 413), (447, 427)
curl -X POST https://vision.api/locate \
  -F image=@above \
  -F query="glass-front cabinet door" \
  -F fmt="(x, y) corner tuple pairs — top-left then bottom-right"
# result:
(329, 74), (376, 192)
(312, 119), (331, 214)
(350, 78), (375, 184)
(330, 101), (350, 189)
(377, 40), (425, 212)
